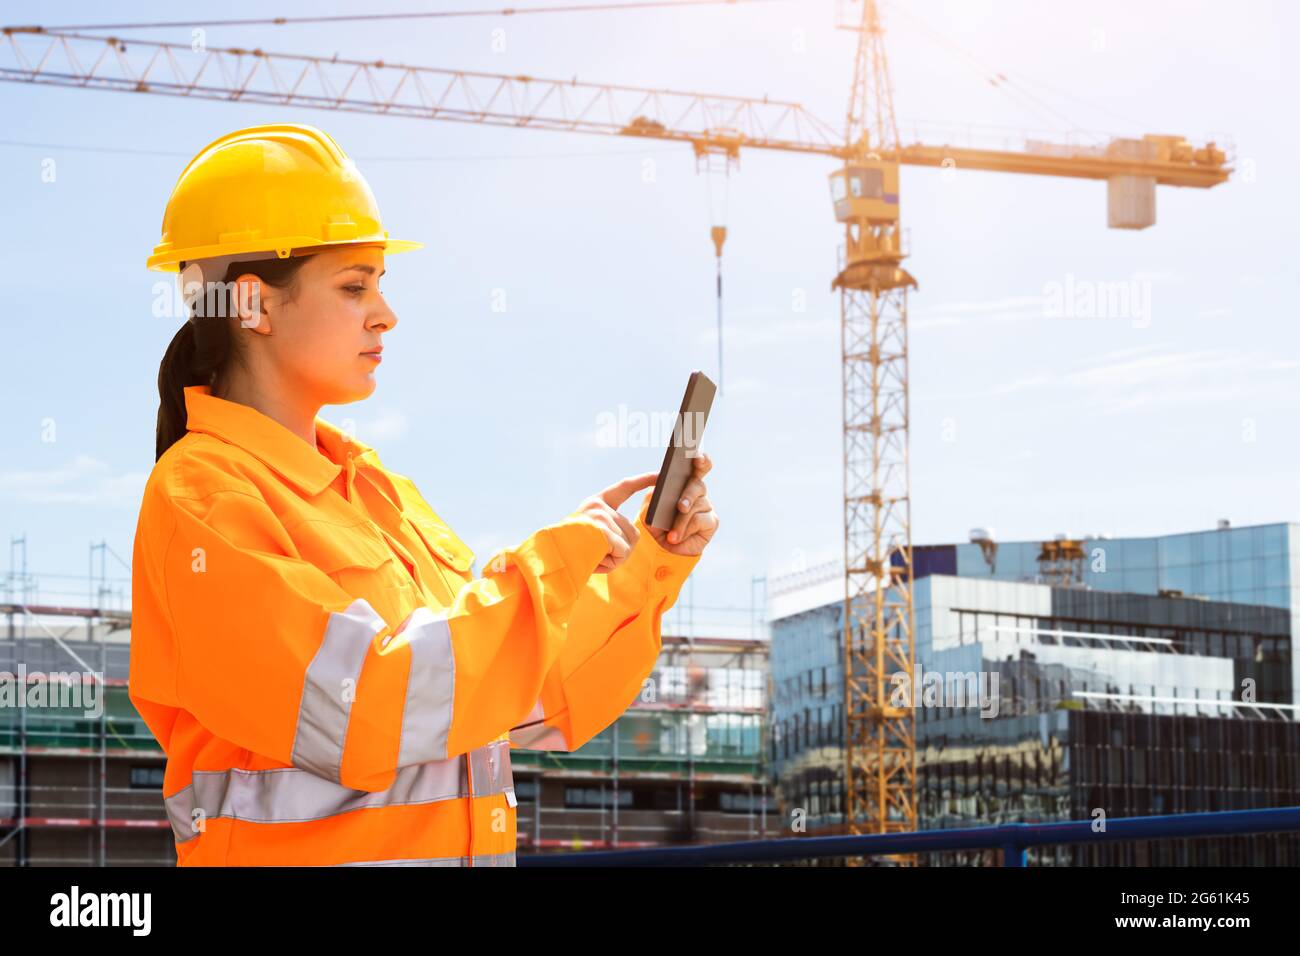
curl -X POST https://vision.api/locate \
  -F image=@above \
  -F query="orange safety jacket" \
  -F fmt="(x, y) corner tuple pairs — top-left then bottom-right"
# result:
(129, 385), (702, 866)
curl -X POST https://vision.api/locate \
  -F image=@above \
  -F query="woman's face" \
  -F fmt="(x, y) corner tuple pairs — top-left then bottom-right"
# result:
(236, 244), (398, 407)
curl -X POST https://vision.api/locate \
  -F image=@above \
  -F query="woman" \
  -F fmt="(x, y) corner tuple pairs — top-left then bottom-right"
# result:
(129, 123), (718, 866)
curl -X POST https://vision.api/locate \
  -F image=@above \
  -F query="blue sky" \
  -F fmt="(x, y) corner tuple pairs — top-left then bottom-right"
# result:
(1, 0), (1296, 635)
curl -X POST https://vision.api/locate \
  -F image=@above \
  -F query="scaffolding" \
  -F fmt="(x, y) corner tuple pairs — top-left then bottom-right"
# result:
(512, 633), (779, 852)
(0, 598), (172, 866)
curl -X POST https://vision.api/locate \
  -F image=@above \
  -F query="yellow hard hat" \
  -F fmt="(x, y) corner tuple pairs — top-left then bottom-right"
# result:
(146, 123), (422, 272)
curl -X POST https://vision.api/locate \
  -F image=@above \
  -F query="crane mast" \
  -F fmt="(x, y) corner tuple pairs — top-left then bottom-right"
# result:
(835, 0), (917, 858)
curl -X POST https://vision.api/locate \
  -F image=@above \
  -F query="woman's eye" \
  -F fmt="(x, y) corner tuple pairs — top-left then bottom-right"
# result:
(345, 284), (365, 295)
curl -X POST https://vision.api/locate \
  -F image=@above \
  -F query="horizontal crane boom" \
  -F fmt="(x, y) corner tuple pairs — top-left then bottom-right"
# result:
(1, 26), (1232, 190)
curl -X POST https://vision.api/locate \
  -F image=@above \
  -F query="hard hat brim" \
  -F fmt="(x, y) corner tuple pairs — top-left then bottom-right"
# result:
(147, 236), (423, 273)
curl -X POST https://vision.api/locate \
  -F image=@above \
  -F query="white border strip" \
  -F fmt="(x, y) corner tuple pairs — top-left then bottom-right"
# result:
(989, 624), (1174, 646)
(1074, 690), (1299, 712)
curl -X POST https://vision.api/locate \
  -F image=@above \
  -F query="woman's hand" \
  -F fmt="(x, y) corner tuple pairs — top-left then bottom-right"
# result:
(573, 472), (658, 574)
(574, 451), (719, 571)
(644, 450), (718, 558)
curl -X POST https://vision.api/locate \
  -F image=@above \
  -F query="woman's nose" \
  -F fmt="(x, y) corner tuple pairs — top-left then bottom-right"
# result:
(371, 299), (399, 332)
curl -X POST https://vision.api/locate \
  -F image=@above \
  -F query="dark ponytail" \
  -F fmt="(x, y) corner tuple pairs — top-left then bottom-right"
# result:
(155, 256), (309, 461)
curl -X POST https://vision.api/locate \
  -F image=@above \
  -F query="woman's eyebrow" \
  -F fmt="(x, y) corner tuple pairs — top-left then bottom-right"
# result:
(334, 264), (386, 277)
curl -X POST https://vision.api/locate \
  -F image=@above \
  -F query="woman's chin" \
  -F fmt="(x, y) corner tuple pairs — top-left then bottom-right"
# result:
(328, 377), (378, 405)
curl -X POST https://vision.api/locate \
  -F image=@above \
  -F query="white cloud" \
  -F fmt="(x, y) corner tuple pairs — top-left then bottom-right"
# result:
(693, 314), (838, 349)
(909, 296), (1048, 331)
(359, 408), (410, 442)
(0, 455), (147, 506)
(922, 343), (1300, 412)
(979, 345), (1300, 414)
(691, 295), (1061, 343)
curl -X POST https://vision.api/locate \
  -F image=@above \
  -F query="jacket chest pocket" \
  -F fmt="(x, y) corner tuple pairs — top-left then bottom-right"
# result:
(292, 519), (412, 599)
(406, 513), (475, 578)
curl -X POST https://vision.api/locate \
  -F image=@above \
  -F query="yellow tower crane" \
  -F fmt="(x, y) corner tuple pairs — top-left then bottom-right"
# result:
(0, 1), (1232, 862)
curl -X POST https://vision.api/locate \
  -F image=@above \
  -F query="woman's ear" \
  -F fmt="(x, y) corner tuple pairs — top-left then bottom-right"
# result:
(233, 274), (272, 335)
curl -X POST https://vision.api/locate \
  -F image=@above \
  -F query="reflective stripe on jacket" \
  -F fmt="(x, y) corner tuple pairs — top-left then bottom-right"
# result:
(129, 385), (701, 866)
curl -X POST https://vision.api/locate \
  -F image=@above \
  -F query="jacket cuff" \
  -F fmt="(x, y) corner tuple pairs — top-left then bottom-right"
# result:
(631, 495), (703, 606)
(541, 512), (613, 595)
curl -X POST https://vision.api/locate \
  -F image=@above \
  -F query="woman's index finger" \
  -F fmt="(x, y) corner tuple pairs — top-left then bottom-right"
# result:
(599, 471), (659, 509)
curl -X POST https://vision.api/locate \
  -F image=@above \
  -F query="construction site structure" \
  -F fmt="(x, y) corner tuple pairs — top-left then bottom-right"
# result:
(1038, 537), (1089, 588)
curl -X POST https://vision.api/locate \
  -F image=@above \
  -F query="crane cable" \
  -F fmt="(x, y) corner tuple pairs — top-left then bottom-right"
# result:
(25, 0), (790, 32)
(704, 153), (730, 396)
(884, 0), (1151, 134)
(881, 0), (1098, 140)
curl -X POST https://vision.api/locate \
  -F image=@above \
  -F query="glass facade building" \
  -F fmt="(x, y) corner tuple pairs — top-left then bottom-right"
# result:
(768, 522), (1300, 864)
(941, 522), (1300, 700)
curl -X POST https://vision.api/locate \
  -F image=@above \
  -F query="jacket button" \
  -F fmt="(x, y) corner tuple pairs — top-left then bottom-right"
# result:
(655, 566), (671, 581)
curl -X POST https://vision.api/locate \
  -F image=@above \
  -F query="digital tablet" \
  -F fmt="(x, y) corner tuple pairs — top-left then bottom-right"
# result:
(644, 370), (717, 531)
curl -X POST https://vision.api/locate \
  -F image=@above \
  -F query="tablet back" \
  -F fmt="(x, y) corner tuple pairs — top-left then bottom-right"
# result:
(645, 370), (717, 531)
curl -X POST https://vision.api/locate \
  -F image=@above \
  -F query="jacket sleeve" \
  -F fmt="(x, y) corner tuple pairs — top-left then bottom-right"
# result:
(131, 479), (610, 793)
(508, 494), (703, 752)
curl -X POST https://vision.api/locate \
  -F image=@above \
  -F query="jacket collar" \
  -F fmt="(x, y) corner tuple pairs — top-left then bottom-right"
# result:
(315, 415), (405, 512)
(183, 386), (405, 507)
(183, 385), (359, 497)
(315, 415), (377, 468)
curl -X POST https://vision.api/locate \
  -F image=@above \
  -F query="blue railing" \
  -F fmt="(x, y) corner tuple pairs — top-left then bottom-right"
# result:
(519, 806), (1300, 866)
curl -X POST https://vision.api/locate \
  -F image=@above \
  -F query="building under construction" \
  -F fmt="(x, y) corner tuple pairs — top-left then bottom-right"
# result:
(769, 521), (1300, 865)
(0, 594), (774, 866)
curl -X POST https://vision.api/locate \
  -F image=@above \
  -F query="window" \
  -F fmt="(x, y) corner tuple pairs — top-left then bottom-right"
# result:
(514, 779), (538, 802)
(719, 791), (777, 813)
(129, 765), (165, 789)
(660, 665), (687, 702)
(564, 787), (633, 808)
